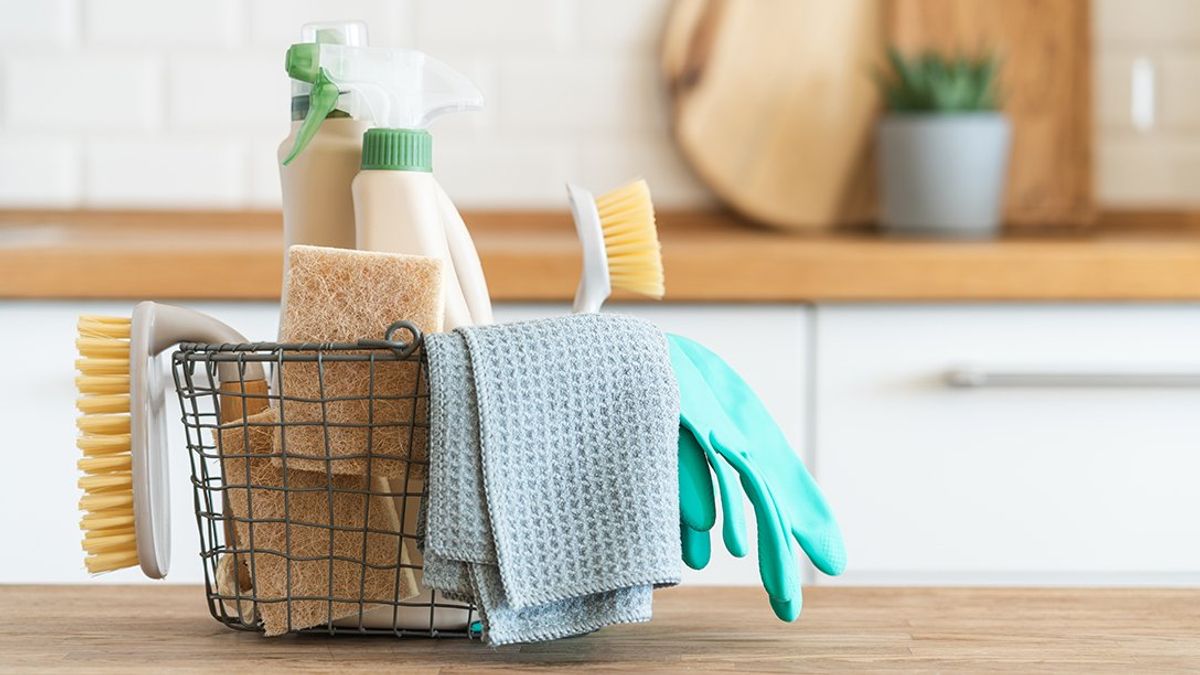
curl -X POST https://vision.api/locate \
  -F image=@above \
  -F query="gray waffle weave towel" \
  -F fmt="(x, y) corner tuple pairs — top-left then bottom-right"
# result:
(422, 313), (681, 645)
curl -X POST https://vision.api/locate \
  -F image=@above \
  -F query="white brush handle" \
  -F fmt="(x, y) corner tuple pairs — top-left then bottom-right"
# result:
(131, 302), (263, 579)
(566, 182), (610, 314)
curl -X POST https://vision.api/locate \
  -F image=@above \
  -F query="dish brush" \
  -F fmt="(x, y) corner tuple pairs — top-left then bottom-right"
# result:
(77, 302), (267, 577)
(567, 179), (665, 313)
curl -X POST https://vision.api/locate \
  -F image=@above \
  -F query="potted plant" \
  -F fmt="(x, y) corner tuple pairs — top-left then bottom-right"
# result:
(876, 49), (1010, 238)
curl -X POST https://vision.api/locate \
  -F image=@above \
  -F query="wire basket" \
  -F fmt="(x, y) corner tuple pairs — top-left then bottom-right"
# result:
(171, 321), (476, 637)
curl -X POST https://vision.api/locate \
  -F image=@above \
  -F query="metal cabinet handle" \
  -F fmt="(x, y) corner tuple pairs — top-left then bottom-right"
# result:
(946, 367), (1200, 388)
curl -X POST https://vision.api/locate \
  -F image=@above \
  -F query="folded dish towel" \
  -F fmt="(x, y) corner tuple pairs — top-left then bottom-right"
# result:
(421, 313), (681, 645)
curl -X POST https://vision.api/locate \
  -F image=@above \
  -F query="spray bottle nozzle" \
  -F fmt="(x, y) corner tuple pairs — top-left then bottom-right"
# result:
(285, 42), (321, 83)
(282, 45), (343, 165)
(282, 43), (484, 165)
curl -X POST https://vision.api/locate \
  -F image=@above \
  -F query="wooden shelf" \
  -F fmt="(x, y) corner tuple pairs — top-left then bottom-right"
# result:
(3, 209), (1200, 301)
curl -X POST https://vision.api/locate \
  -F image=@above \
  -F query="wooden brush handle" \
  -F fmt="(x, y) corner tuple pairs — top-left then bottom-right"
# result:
(218, 379), (270, 423)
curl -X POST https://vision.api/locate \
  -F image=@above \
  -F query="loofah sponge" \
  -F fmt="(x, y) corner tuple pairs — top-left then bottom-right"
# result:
(217, 407), (420, 636)
(275, 245), (444, 479)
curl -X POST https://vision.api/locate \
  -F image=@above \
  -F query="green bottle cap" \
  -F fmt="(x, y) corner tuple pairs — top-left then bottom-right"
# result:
(360, 128), (432, 172)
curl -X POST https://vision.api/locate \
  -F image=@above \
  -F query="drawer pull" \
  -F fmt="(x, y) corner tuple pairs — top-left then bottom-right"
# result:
(946, 367), (1200, 388)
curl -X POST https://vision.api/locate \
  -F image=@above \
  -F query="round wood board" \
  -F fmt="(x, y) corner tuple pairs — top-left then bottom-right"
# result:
(662, 0), (883, 230)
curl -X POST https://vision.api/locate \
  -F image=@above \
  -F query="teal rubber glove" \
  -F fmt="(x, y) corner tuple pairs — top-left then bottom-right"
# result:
(679, 420), (748, 560)
(669, 334), (847, 621)
(670, 340), (799, 616)
(678, 427), (715, 533)
(678, 429), (715, 570)
(672, 335), (847, 578)
(679, 428), (748, 570)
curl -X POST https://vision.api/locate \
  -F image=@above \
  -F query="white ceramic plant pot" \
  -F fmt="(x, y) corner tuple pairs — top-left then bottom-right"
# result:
(877, 112), (1011, 238)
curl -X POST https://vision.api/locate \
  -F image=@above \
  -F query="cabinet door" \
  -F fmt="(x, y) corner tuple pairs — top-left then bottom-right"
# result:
(498, 303), (812, 586)
(1, 301), (279, 584)
(815, 304), (1200, 585)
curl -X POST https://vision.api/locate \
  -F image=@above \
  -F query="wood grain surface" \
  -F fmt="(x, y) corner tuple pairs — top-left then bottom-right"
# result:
(887, 0), (1094, 229)
(1, 585), (1198, 672)
(663, 0), (883, 231)
(5, 210), (1200, 302)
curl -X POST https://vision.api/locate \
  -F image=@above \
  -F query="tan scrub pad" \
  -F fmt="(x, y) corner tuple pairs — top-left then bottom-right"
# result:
(215, 553), (256, 625)
(217, 407), (419, 636)
(275, 245), (444, 479)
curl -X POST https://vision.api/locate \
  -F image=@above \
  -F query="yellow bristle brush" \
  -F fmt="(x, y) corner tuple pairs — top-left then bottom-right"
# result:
(76, 302), (267, 577)
(567, 178), (664, 313)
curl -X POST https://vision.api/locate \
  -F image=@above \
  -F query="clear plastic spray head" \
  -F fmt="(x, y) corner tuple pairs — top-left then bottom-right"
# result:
(283, 43), (484, 165)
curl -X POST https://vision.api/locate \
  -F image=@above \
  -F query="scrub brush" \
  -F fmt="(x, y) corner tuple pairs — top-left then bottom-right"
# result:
(76, 302), (268, 577)
(567, 179), (664, 313)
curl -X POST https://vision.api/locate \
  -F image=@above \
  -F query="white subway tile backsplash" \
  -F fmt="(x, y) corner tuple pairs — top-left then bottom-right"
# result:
(82, 0), (240, 46)
(578, 135), (714, 209)
(84, 138), (246, 208)
(0, 0), (717, 210)
(5, 55), (162, 132)
(414, 0), (573, 51)
(434, 137), (575, 208)
(1095, 52), (1134, 131)
(1158, 54), (1200, 131)
(248, 134), (283, 208)
(0, 137), (79, 206)
(578, 0), (669, 50)
(169, 53), (290, 131)
(0, 0), (77, 46)
(1097, 137), (1200, 206)
(247, 0), (409, 50)
(1095, 0), (1200, 47)
(499, 56), (667, 133)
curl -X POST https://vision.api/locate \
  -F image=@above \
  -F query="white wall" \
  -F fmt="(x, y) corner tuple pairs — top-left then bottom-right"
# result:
(0, 0), (714, 210)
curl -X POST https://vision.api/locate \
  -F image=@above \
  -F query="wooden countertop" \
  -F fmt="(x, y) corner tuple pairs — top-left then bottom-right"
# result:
(4, 210), (1200, 301)
(2, 585), (1197, 672)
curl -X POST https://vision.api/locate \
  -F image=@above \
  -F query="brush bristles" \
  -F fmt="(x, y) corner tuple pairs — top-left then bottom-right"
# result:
(77, 315), (138, 575)
(76, 374), (131, 395)
(594, 179), (664, 299)
(76, 394), (130, 415)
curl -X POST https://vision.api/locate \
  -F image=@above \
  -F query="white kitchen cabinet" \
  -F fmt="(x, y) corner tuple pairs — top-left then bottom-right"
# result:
(814, 304), (1200, 585)
(1, 300), (808, 587)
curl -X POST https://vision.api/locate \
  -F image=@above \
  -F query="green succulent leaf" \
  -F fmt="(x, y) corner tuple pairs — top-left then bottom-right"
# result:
(876, 47), (1001, 113)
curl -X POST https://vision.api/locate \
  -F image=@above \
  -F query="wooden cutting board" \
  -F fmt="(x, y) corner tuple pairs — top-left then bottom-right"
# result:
(663, 0), (1093, 231)
(662, 0), (884, 231)
(887, 0), (1093, 229)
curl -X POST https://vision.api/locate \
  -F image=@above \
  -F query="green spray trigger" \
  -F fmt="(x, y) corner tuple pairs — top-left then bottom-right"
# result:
(282, 68), (339, 165)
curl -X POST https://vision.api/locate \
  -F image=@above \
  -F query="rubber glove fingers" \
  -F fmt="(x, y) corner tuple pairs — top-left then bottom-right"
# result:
(681, 522), (711, 570)
(671, 334), (846, 578)
(683, 420), (749, 558)
(796, 521), (847, 577)
(711, 431), (801, 618)
(678, 428), (716, 532)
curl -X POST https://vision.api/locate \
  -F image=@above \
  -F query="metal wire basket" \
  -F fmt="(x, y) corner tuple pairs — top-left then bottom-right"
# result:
(171, 321), (476, 637)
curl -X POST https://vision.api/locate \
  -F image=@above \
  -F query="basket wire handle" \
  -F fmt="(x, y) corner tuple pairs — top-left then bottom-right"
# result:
(357, 320), (423, 358)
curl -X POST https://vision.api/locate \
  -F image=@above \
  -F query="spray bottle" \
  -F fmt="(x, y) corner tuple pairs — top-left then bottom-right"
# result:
(277, 22), (372, 287)
(283, 42), (493, 330)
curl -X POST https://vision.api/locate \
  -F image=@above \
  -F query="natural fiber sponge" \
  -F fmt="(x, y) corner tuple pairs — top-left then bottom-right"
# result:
(276, 245), (444, 479)
(215, 554), (256, 625)
(216, 407), (420, 636)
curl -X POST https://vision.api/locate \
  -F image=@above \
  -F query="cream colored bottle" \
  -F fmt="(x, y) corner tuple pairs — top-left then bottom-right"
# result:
(277, 117), (369, 270)
(352, 128), (473, 330)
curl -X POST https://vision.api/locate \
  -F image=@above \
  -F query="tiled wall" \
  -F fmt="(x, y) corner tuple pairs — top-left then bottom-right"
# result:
(0, 0), (713, 209)
(1, 0), (1193, 211)
(1095, 0), (1200, 206)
